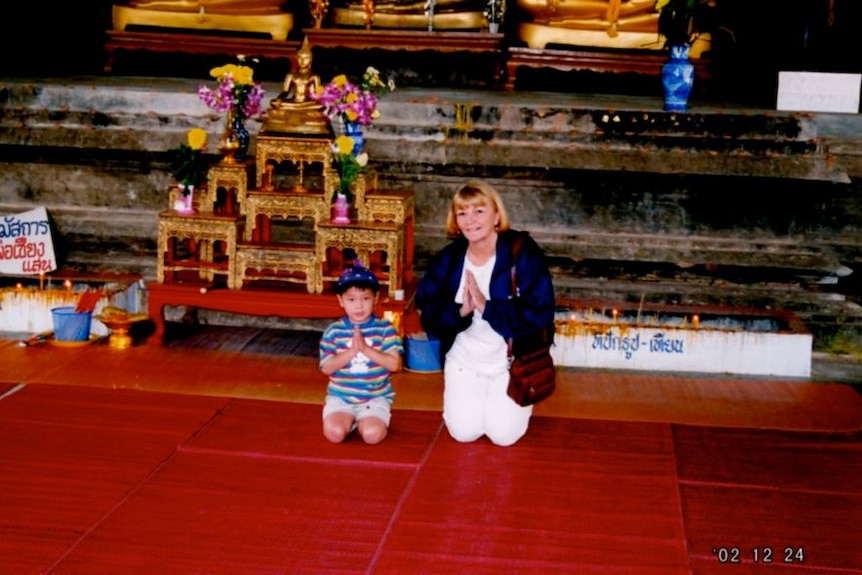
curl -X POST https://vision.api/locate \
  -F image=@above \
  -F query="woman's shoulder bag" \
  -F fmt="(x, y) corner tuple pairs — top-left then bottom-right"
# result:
(506, 233), (557, 407)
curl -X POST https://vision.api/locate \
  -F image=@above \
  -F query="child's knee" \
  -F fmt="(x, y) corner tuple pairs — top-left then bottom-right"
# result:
(359, 418), (388, 445)
(323, 418), (351, 443)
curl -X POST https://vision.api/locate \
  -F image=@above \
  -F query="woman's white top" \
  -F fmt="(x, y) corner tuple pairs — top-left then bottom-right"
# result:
(446, 254), (508, 374)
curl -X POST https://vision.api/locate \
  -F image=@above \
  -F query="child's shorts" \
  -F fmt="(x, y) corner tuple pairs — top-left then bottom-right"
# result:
(322, 395), (392, 427)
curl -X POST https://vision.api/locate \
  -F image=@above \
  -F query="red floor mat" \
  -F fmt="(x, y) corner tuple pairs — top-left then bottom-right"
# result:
(47, 399), (444, 575)
(184, 399), (445, 465)
(373, 416), (690, 574)
(53, 451), (416, 574)
(0, 385), (231, 575)
(3, 385), (861, 574)
(674, 425), (862, 574)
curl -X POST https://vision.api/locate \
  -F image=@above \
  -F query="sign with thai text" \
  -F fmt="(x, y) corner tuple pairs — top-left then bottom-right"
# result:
(551, 325), (813, 378)
(777, 71), (861, 114)
(0, 207), (57, 275)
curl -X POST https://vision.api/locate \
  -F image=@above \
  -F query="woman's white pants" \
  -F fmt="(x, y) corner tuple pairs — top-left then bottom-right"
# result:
(442, 359), (532, 447)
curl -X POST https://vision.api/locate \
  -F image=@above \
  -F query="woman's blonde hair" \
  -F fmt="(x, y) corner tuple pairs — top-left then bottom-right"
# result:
(446, 181), (511, 236)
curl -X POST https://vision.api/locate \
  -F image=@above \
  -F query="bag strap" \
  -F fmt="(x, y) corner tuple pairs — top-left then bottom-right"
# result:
(507, 233), (526, 362)
(509, 233), (525, 299)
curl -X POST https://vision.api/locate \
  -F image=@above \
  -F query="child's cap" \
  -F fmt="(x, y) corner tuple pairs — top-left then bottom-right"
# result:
(335, 260), (379, 294)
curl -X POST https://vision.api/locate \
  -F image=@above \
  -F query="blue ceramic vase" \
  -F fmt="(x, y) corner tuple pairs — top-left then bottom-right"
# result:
(344, 120), (364, 155)
(662, 45), (695, 113)
(233, 113), (250, 161)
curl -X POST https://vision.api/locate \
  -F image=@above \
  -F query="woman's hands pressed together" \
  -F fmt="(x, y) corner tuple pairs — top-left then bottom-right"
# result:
(460, 269), (487, 317)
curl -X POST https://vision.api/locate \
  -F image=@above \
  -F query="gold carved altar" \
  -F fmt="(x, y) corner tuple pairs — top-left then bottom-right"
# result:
(150, 39), (416, 340)
(156, 127), (415, 313)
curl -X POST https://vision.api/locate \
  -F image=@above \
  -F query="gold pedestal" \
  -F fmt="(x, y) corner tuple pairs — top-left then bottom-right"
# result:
(157, 211), (245, 288)
(316, 220), (405, 297)
(112, 5), (294, 40)
(97, 316), (146, 349)
(518, 22), (711, 58)
(109, 328), (133, 349)
(207, 159), (256, 215)
(255, 135), (334, 190)
(244, 189), (326, 242)
(330, 8), (486, 30)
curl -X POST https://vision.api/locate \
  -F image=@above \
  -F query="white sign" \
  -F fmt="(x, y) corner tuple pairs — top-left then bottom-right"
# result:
(777, 71), (861, 113)
(551, 326), (812, 378)
(0, 207), (57, 275)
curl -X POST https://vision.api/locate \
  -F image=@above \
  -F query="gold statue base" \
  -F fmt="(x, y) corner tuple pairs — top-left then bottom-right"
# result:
(112, 5), (293, 40)
(518, 22), (710, 58)
(262, 107), (333, 136)
(330, 8), (487, 30)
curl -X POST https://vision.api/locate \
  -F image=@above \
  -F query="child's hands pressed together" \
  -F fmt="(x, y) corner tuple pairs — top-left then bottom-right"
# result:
(352, 324), (368, 354)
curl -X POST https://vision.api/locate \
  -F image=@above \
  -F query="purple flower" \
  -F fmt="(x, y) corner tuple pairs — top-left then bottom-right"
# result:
(198, 61), (265, 121)
(312, 68), (393, 127)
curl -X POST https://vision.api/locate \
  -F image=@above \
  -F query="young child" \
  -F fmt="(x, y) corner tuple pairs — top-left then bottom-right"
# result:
(319, 262), (403, 444)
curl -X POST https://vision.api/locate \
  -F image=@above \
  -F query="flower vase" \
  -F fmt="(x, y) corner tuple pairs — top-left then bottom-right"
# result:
(343, 121), (364, 155)
(662, 45), (695, 113)
(331, 193), (352, 224)
(174, 184), (195, 214)
(220, 110), (249, 163)
(232, 113), (250, 161)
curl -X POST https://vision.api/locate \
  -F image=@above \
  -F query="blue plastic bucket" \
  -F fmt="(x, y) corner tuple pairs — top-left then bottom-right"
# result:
(405, 333), (442, 373)
(51, 306), (92, 342)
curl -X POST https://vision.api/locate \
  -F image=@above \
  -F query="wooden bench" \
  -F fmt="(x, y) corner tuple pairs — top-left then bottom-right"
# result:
(145, 281), (421, 343)
(104, 30), (300, 74)
(304, 28), (506, 87)
(505, 47), (711, 91)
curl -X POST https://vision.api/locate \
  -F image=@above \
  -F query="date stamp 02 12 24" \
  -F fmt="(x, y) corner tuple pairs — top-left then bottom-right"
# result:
(712, 547), (806, 564)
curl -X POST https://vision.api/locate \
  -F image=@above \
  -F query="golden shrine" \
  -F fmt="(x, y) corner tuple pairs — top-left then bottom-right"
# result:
(152, 134), (416, 342)
(153, 155), (415, 340)
(144, 27), (416, 341)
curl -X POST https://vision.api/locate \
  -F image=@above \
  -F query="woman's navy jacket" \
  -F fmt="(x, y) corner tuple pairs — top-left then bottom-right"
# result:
(416, 229), (556, 361)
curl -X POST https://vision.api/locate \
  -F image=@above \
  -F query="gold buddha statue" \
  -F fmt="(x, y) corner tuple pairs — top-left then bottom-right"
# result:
(112, 0), (294, 40)
(517, 0), (683, 53)
(261, 38), (332, 136)
(328, 0), (487, 30)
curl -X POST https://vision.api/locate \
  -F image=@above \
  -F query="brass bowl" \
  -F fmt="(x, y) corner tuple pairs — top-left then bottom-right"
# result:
(96, 314), (148, 349)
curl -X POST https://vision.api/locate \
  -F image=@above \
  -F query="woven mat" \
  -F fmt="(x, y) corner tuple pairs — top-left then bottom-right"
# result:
(1, 384), (860, 574)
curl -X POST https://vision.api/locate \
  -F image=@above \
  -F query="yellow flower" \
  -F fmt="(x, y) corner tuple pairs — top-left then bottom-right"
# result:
(334, 135), (355, 155)
(232, 65), (255, 86)
(187, 128), (207, 151)
(332, 75), (348, 88)
(209, 63), (255, 86)
(209, 65), (229, 80)
(171, 128), (208, 189)
(331, 136), (367, 203)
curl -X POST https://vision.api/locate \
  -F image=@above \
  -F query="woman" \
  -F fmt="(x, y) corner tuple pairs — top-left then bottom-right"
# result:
(416, 181), (555, 447)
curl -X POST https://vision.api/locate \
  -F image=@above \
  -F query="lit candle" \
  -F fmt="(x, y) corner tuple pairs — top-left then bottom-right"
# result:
(612, 308), (619, 323)
(64, 280), (72, 294)
(15, 283), (23, 290)
(692, 314), (700, 329)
